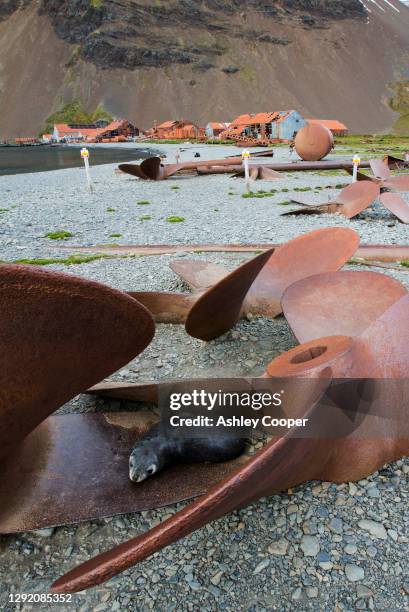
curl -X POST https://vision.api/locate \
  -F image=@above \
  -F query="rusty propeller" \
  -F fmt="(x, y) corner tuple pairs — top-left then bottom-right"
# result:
(52, 287), (409, 593)
(0, 265), (155, 462)
(281, 181), (380, 218)
(131, 228), (359, 340)
(0, 265), (157, 531)
(120, 152), (276, 181)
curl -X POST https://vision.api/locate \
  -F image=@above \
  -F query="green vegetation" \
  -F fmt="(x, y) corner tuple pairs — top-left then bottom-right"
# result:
(0, 208), (9, 213)
(139, 215), (152, 221)
(389, 80), (409, 134)
(166, 216), (185, 222)
(4, 254), (116, 266)
(242, 189), (277, 199)
(42, 100), (113, 135)
(294, 187), (312, 192)
(90, 0), (103, 7)
(401, 260), (409, 269)
(45, 230), (73, 240)
(109, 233), (122, 238)
(334, 133), (409, 156)
(170, 186), (180, 190)
(277, 200), (291, 206)
(137, 200), (151, 205)
(107, 207), (116, 212)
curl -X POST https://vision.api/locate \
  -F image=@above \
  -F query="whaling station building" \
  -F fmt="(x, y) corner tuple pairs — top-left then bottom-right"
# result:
(52, 119), (139, 143)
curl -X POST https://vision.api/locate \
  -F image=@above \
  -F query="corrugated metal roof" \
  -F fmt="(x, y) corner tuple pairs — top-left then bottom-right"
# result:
(157, 120), (178, 129)
(230, 111), (297, 126)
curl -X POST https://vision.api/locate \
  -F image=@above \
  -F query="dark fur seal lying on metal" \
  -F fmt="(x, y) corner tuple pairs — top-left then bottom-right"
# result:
(129, 424), (245, 483)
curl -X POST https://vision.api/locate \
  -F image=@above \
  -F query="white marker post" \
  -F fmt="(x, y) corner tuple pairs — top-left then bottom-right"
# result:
(81, 147), (93, 192)
(242, 150), (251, 194)
(352, 154), (361, 183)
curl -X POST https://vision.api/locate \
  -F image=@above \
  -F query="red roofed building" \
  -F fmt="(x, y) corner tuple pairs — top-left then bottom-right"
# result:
(53, 120), (139, 142)
(307, 119), (348, 136)
(220, 110), (306, 143)
(149, 119), (204, 140)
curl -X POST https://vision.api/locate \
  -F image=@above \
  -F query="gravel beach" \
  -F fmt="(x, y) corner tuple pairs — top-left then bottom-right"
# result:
(0, 143), (408, 612)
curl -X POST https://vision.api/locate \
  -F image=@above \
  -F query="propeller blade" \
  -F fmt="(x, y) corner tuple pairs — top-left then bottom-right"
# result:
(0, 265), (154, 462)
(185, 249), (274, 340)
(244, 228), (360, 317)
(282, 271), (407, 343)
(170, 259), (228, 290)
(380, 193), (409, 224)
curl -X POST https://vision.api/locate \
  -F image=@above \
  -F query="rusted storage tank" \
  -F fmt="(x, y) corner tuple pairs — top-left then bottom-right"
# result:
(295, 123), (334, 161)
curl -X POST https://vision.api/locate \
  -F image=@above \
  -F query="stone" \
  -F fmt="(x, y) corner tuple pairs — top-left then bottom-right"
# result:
(301, 535), (320, 557)
(345, 564), (365, 582)
(328, 518), (343, 534)
(253, 559), (270, 574)
(356, 584), (373, 599)
(268, 539), (289, 556)
(358, 519), (387, 540)
(344, 544), (357, 555)
(291, 587), (302, 601)
(210, 571), (223, 586)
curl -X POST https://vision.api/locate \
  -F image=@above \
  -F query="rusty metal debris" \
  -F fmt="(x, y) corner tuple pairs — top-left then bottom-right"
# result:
(0, 411), (246, 533)
(281, 270), (407, 343)
(60, 242), (409, 262)
(131, 228), (359, 340)
(380, 193), (409, 224)
(0, 265), (154, 462)
(294, 123), (334, 161)
(52, 284), (409, 592)
(120, 151), (273, 181)
(346, 158), (409, 192)
(282, 181), (380, 219)
(0, 265), (155, 531)
(120, 156), (372, 181)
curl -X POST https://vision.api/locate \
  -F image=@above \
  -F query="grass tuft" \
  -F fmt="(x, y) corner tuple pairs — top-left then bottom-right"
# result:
(166, 216), (185, 222)
(45, 230), (73, 240)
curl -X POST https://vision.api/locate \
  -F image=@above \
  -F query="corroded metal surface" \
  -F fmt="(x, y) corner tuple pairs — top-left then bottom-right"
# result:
(118, 163), (149, 180)
(121, 157), (371, 180)
(383, 175), (409, 192)
(127, 229), (359, 336)
(185, 249), (274, 340)
(128, 291), (196, 324)
(52, 288), (409, 591)
(282, 271), (407, 343)
(380, 193), (409, 224)
(181, 228), (358, 340)
(0, 265), (155, 462)
(370, 159), (391, 180)
(242, 227), (359, 318)
(294, 123), (334, 161)
(282, 181), (380, 219)
(169, 260), (228, 290)
(59, 242), (409, 262)
(0, 412), (244, 533)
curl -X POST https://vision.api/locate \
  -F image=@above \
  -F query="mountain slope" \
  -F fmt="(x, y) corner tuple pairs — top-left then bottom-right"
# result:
(0, 0), (408, 137)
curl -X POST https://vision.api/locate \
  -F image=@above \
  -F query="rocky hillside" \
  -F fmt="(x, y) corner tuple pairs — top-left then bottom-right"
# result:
(0, 0), (409, 137)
